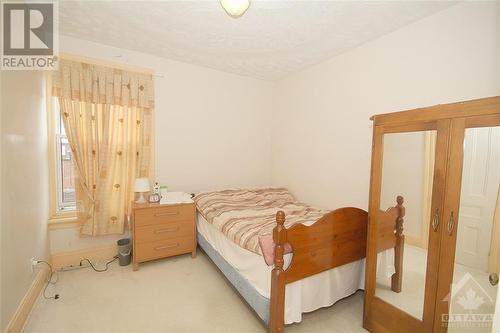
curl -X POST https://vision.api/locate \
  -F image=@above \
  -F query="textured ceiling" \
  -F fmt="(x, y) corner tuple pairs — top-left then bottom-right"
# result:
(59, 1), (455, 81)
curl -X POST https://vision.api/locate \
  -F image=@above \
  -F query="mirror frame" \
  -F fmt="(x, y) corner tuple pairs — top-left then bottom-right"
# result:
(375, 129), (438, 320)
(364, 120), (451, 332)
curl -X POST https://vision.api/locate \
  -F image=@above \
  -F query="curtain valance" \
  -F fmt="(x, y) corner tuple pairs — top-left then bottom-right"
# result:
(52, 59), (154, 109)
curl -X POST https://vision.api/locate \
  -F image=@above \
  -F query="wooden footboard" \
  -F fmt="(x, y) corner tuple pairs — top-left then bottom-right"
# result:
(269, 196), (405, 333)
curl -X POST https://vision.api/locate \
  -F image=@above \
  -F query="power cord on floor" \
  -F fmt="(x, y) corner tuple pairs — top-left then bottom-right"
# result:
(33, 256), (119, 300)
(79, 255), (119, 272)
(35, 261), (60, 300)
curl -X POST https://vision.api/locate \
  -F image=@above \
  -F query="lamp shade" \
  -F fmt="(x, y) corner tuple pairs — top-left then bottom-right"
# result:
(220, 0), (250, 18)
(134, 177), (150, 193)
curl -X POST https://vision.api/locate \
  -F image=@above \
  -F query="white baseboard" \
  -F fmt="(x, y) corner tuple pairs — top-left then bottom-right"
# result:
(51, 244), (118, 269)
(4, 265), (50, 333)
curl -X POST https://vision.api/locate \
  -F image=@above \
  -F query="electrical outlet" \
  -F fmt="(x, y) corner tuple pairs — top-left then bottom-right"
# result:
(30, 257), (38, 274)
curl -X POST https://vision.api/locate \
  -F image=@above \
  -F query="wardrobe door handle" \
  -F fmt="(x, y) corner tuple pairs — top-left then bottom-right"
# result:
(447, 211), (455, 236)
(432, 209), (440, 232)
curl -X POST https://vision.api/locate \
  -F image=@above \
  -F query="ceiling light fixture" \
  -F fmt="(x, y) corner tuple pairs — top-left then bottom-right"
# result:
(220, 0), (250, 18)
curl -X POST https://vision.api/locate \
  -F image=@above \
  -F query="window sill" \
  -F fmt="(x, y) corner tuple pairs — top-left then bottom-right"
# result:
(48, 213), (79, 230)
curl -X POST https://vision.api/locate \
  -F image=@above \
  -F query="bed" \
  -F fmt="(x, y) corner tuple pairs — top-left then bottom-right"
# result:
(194, 188), (404, 332)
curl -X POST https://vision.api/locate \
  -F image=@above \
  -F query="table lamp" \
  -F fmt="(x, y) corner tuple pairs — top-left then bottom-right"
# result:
(134, 177), (150, 204)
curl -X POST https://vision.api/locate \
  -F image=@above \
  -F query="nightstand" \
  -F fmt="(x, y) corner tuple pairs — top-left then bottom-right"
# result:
(132, 201), (196, 271)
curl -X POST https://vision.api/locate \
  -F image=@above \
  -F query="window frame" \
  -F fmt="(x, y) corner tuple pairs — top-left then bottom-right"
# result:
(55, 132), (76, 212)
(47, 75), (78, 226)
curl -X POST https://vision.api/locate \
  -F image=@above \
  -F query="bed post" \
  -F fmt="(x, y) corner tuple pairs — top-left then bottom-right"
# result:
(269, 211), (287, 333)
(391, 195), (405, 293)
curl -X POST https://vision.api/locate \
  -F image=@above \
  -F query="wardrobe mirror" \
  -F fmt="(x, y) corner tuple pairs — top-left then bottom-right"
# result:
(448, 126), (500, 333)
(375, 130), (437, 320)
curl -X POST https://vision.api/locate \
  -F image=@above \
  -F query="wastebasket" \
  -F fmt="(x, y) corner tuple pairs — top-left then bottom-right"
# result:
(117, 238), (132, 266)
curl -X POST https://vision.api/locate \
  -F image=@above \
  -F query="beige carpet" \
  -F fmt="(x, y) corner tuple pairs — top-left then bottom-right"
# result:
(24, 250), (368, 333)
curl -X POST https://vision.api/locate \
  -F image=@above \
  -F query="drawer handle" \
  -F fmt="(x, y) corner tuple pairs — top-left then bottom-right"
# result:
(154, 227), (179, 234)
(155, 212), (179, 217)
(154, 243), (179, 251)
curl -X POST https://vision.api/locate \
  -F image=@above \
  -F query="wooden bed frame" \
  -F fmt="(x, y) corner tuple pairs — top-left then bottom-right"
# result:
(268, 196), (405, 333)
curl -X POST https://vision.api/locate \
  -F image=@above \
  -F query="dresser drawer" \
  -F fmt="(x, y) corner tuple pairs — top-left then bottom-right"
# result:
(134, 236), (193, 262)
(135, 220), (193, 244)
(134, 204), (194, 227)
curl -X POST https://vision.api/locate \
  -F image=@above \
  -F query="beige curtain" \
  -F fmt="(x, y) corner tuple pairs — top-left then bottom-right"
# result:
(52, 59), (154, 236)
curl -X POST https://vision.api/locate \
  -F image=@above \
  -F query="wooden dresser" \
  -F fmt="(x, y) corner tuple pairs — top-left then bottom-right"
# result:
(132, 201), (196, 271)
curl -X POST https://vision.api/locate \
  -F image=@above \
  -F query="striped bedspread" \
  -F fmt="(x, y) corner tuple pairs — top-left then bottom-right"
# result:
(194, 188), (328, 255)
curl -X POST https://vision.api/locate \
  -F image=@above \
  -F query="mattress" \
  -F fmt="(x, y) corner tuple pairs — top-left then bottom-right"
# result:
(197, 213), (367, 324)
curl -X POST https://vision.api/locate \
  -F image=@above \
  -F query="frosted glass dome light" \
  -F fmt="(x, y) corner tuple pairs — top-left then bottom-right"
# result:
(220, 0), (250, 18)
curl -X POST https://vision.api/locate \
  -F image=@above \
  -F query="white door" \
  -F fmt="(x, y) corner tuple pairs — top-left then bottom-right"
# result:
(455, 126), (500, 271)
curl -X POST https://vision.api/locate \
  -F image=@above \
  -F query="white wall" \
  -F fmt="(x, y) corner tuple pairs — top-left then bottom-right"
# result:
(0, 71), (50, 330)
(50, 35), (274, 252)
(271, 1), (500, 210)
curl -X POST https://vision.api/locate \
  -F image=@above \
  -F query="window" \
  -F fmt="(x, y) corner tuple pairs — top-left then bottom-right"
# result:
(52, 97), (76, 214)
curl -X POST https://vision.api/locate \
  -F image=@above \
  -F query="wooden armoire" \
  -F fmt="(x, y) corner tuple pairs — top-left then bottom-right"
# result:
(364, 96), (500, 332)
